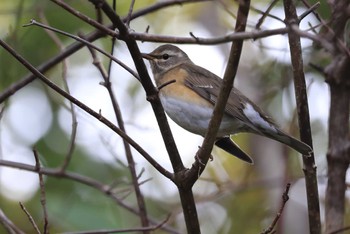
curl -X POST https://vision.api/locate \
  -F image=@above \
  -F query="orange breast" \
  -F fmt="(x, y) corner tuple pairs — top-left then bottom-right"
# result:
(156, 68), (213, 109)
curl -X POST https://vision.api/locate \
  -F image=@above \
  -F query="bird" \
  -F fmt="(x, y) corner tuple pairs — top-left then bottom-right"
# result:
(141, 44), (312, 164)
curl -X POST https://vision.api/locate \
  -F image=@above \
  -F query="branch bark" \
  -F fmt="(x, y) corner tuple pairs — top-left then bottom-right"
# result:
(283, 1), (321, 233)
(186, 0), (250, 186)
(324, 1), (350, 232)
(85, 34), (150, 231)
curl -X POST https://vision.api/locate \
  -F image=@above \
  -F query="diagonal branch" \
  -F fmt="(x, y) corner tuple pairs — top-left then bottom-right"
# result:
(0, 38), (172, 180)
(186, 0), (251, 187)
(0, 0), (209, 104)
(23, 19), (139, 79)
(0, 209), (25, 234)
(19, 202), (40, 234)
(84, 32), (150, 230)
(88, 0), (184, 173)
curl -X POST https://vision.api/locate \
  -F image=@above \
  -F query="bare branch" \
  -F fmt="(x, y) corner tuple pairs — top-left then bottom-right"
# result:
(187, 0), (251, 185)
(33, 150), (49, 234)
(283, 0), (321, 233)
(38, 12), (78, 173)
(255, 0), (281, 29)
(0, 0), (206, 104)
(0, 209), (25, 234)
(125, 0), (136, 27)
(0, 159), (179, 234)
(0, 0), (328, 107)
(84, 33), (150, 230)
(261, 183), (291, 234)
(19, 202), (41, 234)
(23, 19), (139, 79)
(329, 226), (350, 234)
(0, 29), (105, 104)
(0, 38), (173, 180)
(298, 2), (320, 22)
(62, 215), (171, 234)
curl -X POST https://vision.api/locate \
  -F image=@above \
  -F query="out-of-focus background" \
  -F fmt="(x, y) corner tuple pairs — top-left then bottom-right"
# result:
(0, 0), (345, 233)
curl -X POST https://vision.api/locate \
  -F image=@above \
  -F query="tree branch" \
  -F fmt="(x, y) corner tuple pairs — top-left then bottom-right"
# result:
(186, 0), (250, 186)
(283, 1), (321, 233)
(0, 209), (25, 234)
(84, 32), (150, 230)
(324, 2), (350, 232)
(0, 159), (179, 234)
(19, 202), (40, 234)
(261, 183), (291, 234)
(88, 0), (184, 174)
(0, 38), (173, 180)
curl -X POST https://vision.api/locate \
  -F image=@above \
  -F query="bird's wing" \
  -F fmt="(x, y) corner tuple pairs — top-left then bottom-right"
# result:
(181, 64), (276, 131)
(181, 64), (249, 123)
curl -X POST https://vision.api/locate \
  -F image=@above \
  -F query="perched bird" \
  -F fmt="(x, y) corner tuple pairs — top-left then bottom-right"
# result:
(142, 44), (312, 164)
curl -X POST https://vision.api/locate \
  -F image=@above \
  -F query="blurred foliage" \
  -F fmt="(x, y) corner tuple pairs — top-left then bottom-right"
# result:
(0, 0), (345, 234)
(0, 0), (93, 89)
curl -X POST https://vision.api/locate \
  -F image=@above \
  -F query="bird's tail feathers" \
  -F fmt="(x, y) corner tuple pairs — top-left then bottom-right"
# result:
(215, 137), (253, 164)
(264, 129), (312, 155)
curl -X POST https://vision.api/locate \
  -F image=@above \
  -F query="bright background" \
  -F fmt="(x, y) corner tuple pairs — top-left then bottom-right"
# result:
(0, 1), (345, 233)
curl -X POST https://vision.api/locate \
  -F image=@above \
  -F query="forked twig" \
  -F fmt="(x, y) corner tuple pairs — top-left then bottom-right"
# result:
(23, 20), (139, 79)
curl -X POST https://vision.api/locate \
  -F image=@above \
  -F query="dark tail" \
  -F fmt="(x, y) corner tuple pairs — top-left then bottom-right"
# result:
(263, 129), (312, 155)
(215, 137), (253, 164)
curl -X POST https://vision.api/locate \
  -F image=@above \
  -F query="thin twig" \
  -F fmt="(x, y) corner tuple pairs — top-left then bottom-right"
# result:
(261, 183), (291, 234)
(0, 38), (173, 181)
(300, 0), (322, 22)
(23, 19), (139, 79)
(0, 209), (25, 234)
(0, 159), (179, 234)
(132, 25), (289, 44)
(50, 0), (331, 51)
(89, 0), (185, 173)
(297, 2), (320, 22)
(51, 0), (323, 46)
(0, 28), (105, 104)
(329, 226), (350, 234)
(84, 32), (151, 230)
(290, 25), (334, 53)
(255, 0), (280, 30)
(51, 0), (117, 36)
(19, 202), (41, 234)
(38, 11), (78, 172)
(216, 0), (237, 19)
(125, 0), (136, 26)
(188, 0), (251, 185)
(0, 0), (328, 108)
(33, 149), (49, 234)
(62, 214), (171, 234)
(95, 1), (103, 24)
(127, 0), (210, 21)
(0, 0), (208, 104)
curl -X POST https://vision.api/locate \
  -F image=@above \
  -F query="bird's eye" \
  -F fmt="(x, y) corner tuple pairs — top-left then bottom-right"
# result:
(162, 53), (169, 60)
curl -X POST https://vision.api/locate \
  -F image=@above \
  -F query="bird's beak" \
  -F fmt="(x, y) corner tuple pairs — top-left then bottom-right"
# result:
(141, 53), (154, 60)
